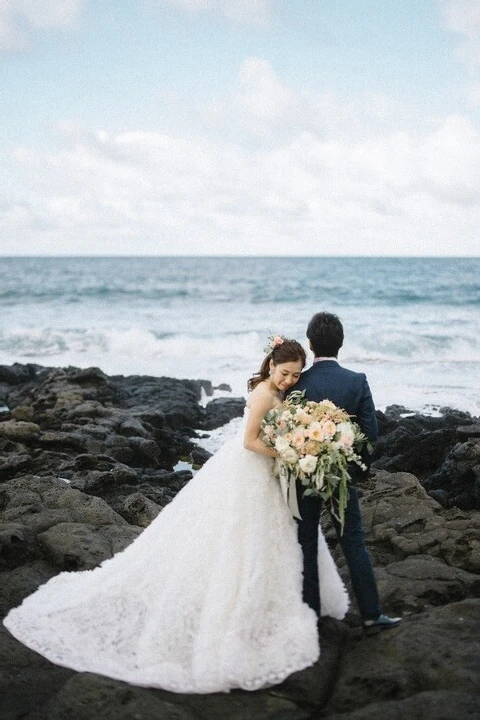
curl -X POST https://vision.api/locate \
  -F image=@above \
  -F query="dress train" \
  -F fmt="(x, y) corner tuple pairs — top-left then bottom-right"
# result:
(3, 411), (349, 693)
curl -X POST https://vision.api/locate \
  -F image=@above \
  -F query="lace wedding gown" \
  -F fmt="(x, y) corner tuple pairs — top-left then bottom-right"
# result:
(3, 410), (349, 693)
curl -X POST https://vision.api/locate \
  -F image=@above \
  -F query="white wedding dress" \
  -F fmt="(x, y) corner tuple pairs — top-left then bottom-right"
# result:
(3, 410), (349, 694)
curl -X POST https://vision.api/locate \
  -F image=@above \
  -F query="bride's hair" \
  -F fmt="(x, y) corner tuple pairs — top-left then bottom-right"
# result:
(248, 339), (306, 391)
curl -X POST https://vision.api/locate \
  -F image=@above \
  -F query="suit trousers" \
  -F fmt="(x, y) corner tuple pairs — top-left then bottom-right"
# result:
(296, 481), (381, 621)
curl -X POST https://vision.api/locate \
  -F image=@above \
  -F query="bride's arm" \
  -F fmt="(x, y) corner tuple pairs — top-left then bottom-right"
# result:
(243, 388), (278, 458)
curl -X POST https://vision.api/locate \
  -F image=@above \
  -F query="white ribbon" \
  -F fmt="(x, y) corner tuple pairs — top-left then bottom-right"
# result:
(277, 461), (302, 520)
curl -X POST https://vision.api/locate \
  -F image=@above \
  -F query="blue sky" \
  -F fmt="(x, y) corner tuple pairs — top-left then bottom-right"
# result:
(2, 0), (480, 255)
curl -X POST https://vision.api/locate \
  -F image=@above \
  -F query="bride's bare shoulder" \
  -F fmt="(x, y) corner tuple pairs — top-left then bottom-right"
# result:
(246, 381), (278, 411)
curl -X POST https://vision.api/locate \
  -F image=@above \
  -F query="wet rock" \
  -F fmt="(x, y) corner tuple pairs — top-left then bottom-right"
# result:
(0, 522), (27, 568)
(203, 397), (245, 430)
(72, 453), (115, 471)
(38, 522), (141, 570)
(134, 409), (166, 429)
(66, 400), (111, 419)
(325, 691), (480, 720)
(0, 625), (74, 720)
(0, 363), (230, 491)
(37, 430), (86, 451)
(69, 367), (110, 385)
(372, 425), (455, 476)
(373, 406), (479, 510)
(324, 600), (480, 716)
(189, 446), (212, 467)
(104, 434), (135, 465)
(122, 493), (161, 527)
(29, 674), (197, 720)
(28, 450), (73, 478)
(323, 470), (480, 625)
(95, 472), (191, 518)
(457, 424), (480, 440)
(425, 439), (480, 510)
(11, 406), (34, 421)
(0, 476), (131, 568)
(110, 463), (139, 484)
(0, 363), (39, 386)
(1, 364), (479, 720)
(117, 417), (150, 438)
(164, 686), (311, 720)
(0, 452), (33, 480)
(68, 470), (116, 493)
(0, 560), (57, 615)
(128, 436), (161, 466)
(374, 555), (480, 614)
(110, 375), (205, 430)
(0, 420), (40, 443)
(356, 471), (480, 575)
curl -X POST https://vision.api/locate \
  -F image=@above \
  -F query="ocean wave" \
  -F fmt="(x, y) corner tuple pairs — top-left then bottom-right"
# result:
(1, 256), (479, 414)
(1, 256), (479, 308)
(0, 287), (191, 304)
(1, 325), (479, 414)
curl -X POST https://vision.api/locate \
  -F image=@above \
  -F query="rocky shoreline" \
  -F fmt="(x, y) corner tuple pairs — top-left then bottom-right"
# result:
(1, 363), (479, 719)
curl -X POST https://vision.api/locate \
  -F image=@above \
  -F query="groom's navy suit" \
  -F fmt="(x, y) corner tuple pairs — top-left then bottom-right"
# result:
(291, 360), (381, 621)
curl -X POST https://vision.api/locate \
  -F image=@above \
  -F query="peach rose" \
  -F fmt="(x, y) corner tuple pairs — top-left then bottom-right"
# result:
(291, 429), (306, 448)
(321, 419), (337, 437)
(307, 422), (325, 442)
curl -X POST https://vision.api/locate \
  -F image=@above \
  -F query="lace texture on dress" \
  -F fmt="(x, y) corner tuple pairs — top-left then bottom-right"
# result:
(4, 411), (348, 693)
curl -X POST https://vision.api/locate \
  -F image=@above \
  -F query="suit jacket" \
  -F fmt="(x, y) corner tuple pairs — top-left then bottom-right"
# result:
(291, 360), (378, 476)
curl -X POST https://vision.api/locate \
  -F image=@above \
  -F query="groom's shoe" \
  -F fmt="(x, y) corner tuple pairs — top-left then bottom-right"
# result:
(363, 614), (401, 635)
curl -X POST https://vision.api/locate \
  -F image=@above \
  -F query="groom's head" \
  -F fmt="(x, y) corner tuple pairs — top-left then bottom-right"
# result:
(307, 312), (344, 358)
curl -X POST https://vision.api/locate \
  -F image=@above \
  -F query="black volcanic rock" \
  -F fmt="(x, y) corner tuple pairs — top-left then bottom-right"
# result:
(373, 405), (480, 509)
(203, 397), (245, 430)
(109, 374), (206, 430)
(424, 439), (480, 510)
(0, 363), (40, 386)
(1, 365), (479, 719)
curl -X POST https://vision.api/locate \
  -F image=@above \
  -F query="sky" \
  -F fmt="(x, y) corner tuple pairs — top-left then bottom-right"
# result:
(1, 0), (480, 256)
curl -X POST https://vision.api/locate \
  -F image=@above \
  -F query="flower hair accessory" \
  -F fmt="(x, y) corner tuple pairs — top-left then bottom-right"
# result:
(264, 334), (286, 354)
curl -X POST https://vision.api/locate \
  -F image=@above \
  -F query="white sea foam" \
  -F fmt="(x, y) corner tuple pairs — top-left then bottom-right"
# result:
(1, 323), (478, 415)
(1, 257), (479, 416)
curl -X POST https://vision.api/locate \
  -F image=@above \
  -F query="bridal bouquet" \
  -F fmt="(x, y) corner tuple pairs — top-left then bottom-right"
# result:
(261, 391), (369, 533)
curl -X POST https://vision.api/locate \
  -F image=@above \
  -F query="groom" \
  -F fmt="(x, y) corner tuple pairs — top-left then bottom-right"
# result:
(292, 312), (400, 632)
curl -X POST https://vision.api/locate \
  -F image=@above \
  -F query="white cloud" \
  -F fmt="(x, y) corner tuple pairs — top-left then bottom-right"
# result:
(0, 0), (83, 52)
(2, 58), (480, 256)
(421, 115), (480, 200)
(441, 0), (480, 69)
(232, 57), (297, 136)
(205, 58), (413, 146)
(466, 82), (480, 106)
(147, 0), (272, 25)
(442, 0), (480, 40)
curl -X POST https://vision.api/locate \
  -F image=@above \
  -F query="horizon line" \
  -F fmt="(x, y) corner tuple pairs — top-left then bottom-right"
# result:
(1, 254), (479, 260)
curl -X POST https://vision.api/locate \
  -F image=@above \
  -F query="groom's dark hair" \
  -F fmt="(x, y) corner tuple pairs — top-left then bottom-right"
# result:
(307, 312), (344, 358)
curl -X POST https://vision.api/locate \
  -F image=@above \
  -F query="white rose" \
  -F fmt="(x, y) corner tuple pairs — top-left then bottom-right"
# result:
(298, 454), (317, 475)
(282, 447), (299, 464)
(337, 421), (355, 447)
(275, 437), (289, 453)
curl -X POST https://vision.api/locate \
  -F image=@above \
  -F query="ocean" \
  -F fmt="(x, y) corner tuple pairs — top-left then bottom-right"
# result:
(1, 256), (479, 416)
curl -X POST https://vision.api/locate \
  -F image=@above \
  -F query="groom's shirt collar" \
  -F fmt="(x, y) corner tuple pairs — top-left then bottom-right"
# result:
(313, 356), (338, 363)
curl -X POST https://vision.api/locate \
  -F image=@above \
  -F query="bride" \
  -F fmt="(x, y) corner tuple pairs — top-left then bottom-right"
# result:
(3, 338), (348, 694)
